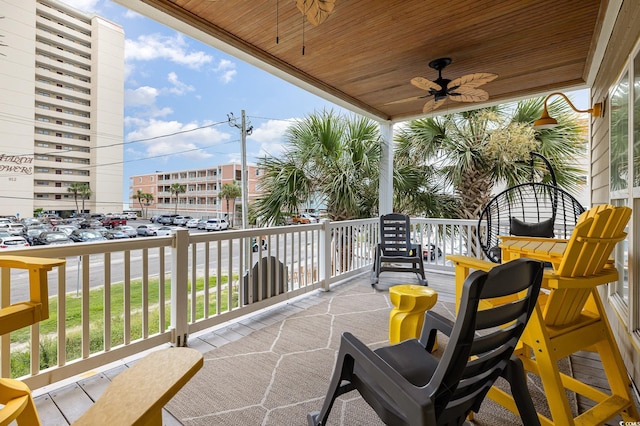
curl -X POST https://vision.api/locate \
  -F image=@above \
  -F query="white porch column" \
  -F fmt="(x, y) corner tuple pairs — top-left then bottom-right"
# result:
(379, 121), (394, 215)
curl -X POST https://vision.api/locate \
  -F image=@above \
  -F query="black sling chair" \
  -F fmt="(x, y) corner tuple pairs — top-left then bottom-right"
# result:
(477, 152), (585, 262)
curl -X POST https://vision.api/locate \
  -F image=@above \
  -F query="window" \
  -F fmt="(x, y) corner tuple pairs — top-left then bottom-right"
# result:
(608, 38), (640, 320)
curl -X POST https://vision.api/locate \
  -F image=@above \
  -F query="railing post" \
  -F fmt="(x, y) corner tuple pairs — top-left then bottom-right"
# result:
(319, 219), (331, 291)
(171, 229), (190, 346)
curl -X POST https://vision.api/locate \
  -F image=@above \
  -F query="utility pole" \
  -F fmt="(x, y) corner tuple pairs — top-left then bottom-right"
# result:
(227, 110), (253, 229)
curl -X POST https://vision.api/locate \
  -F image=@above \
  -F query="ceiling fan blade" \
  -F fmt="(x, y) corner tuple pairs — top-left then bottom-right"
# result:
(448, 88), (490, 103)
(296, 0), (336, 26)
(423, 98), (446, 113)
(411, 77), (442, 92)
(449, 72), (498, 90)
(384, 95), (429, 106)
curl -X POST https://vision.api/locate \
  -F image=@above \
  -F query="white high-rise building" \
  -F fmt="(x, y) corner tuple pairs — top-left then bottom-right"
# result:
(0, 0), (124, 218)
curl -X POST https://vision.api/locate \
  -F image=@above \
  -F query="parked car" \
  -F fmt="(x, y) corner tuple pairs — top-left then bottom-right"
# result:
(137, 224), (158, 237)
(422, 244), (442, 261)
(23, 228), (44, 245)
(291, 215), (310, 225)
(149, 215), (161, 223)
(158, 214), (179, 225)
(52, 225), (77, 236)
(301, 213), (318, 223)
(0, 236), (30, 249)
(79, 219), (102, 229)
(173, 216), (192, 226)
(186, 218), (200, 228)
(0, 223), (26, 235)
(122, 211), (138, 220)
(113, 225), (137, 238)
(101, 229), (129, 240)
(204, 219), (229, 231)
(69, 229), (107, 243)
(33, 231), (73, 246)
(197, 219), (207, 230)
(156, 226), (182, 236)
(21, 218), (42, 227)
(101, 216), (127, 229)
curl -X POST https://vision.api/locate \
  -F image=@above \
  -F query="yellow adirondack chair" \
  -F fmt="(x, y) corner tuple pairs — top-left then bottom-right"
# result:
(448, 205), (639, 426)
(0, 256), (203, 426)
(0, 256), (65, 425)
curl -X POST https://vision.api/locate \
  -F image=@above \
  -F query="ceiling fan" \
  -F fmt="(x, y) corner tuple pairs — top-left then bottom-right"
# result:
(388, 58), (498, 113)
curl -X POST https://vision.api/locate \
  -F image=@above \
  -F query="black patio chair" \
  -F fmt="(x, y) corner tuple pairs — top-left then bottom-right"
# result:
(371, 213), (426, 286)
(308, 258), (544, 426)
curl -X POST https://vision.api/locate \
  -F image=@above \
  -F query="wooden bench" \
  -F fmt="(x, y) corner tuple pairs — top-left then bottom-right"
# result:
(72, 348), (203, 425)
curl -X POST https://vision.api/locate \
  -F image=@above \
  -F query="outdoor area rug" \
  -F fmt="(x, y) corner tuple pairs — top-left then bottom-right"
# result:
(166, 277), (576, 425)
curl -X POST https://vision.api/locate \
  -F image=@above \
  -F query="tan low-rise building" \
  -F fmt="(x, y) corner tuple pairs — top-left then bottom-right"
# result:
(129, 163), (263, 221)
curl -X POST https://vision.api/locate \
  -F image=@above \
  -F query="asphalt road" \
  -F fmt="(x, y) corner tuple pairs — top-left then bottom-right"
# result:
(7, 219), (314, 303)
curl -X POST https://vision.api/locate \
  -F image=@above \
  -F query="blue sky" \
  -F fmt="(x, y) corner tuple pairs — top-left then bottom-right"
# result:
(59, 0), (341, 181)
(59, 0), (588, 198)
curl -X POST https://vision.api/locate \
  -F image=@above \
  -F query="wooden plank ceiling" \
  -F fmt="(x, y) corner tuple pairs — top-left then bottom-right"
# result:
(135, 0), (606, 121)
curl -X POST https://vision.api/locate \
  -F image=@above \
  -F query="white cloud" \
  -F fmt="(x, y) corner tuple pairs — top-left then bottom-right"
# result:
(249, 119), (293, 159)
(249, 120), (291, 143)
(125, 86), (159, 107)
(123, 9), (142, 19)
(213, 59), (237, 83)
(57, 0), (100, 12)
(124, 87), (173, 118)
(125, 119), (233, 161)
(219, 70), (237, 84)
(125, 34), (213, 69)
(166, 72), (195, 95)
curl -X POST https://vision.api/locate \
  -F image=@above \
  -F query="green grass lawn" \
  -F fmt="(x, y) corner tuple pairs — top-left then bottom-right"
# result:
(9, 273), (237, 378)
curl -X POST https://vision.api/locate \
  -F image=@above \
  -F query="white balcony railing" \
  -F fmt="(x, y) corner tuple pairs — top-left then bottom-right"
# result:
(0, 217), (479, 390)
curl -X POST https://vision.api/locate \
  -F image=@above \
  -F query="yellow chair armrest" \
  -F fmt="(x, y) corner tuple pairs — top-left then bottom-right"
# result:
(446, 255), (496, 272)
(499, 235), (569, 244)
(0, 255), (65, 334)
(73, 348), (203, 426)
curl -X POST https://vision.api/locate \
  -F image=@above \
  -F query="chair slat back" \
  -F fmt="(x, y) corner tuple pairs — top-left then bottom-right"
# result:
(544, 205), (630, 327)
(434, 259), (544, 423)
(379, 213), (412, 256)
(556, 206), (630, 277)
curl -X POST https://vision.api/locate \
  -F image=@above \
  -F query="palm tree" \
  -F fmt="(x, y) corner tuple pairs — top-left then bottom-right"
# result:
(255, 109), (381, 225)
(133, 189), (145, 213)
(141, 192), (154, 218)
(394, 97), (587, 221)
(219, 183), (241, 227)
(67, 182), (85, 214)
(79, 184), (92, 214)
(169, 183), (185, 214)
